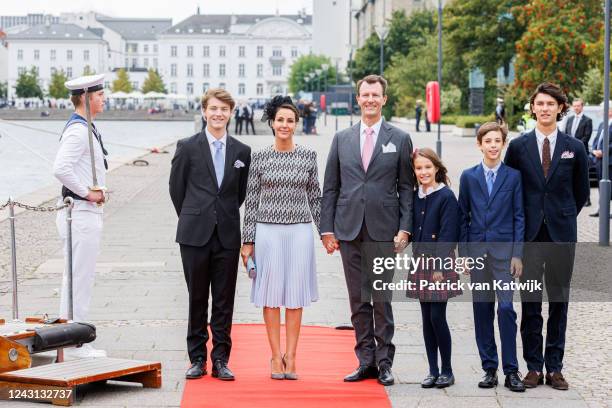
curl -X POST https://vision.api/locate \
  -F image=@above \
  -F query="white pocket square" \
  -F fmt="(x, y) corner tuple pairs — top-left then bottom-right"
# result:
(382, 143), (397, 153)
(234, 160), (245, 168)
(560, 151), (574, 159)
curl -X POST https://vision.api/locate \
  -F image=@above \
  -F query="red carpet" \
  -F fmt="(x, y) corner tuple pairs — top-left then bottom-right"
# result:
(181, 324), (391, 408)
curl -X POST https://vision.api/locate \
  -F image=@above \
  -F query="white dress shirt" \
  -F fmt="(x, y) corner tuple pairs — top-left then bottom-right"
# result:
(359, 117), (384, 156)
(534, 127), (558, 162)
(53, 121), (106, 212)
(205, 127), (227, 161)
(481, 160), (502, 180)
(571, 114), (582, 137)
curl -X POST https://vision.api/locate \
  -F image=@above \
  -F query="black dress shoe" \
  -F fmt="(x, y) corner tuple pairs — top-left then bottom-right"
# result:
(435, 373), (455, 388)
(212, 359), (235, 381)
(421, 374), (438, 388)
(377, 366), (394, 386)
(478, 369), (498, 388)
(344, 365), (378, 382)
(505, 372), (526, 392)
(185, 359), (206, 379)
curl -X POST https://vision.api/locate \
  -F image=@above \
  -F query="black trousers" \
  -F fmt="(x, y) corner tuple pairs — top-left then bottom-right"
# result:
(180, 229), (239, 364)
(520, 223), (574, 373)
(339, 222), (395, 368)
(245, 118), (256, 135)
(234, 118), (243, 135)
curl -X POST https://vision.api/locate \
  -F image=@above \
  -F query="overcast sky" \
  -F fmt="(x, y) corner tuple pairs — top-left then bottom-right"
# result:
(2, 0), (313, 24)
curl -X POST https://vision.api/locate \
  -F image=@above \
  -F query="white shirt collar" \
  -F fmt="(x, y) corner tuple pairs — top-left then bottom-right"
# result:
(418, 183), (445, 199)
(535, 126), (557, 145)
(360, 117), (384, 137)
(205, 127), (227, 146)
(481, 161), (502, 175)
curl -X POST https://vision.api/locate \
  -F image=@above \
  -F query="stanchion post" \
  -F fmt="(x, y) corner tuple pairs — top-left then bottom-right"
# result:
(8, 197), (19, 321)
(64, 197), (75, 321)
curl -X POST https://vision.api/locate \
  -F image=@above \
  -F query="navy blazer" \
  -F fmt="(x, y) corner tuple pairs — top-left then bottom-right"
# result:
(504, 130), (589, 242)
(458, 162), (524, 260)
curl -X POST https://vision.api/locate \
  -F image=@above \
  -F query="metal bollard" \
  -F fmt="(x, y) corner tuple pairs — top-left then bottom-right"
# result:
(63, 197), (75, 321)
(8, 197), (19, 321)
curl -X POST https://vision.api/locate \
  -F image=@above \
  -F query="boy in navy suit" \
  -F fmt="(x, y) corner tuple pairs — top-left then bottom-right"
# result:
(504, 83), (589, 390)
(459, 122), (526, 392)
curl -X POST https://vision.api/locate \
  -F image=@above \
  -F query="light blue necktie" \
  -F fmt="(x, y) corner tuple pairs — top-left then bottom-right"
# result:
(212, 140), (225, 188)
(486, 170), (494, 196)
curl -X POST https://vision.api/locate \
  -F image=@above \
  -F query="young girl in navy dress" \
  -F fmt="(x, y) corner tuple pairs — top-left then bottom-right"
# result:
(406, 147), (462, 389)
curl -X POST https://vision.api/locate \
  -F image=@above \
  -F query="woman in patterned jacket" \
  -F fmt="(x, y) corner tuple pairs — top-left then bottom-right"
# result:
(240, 95), (321, 381)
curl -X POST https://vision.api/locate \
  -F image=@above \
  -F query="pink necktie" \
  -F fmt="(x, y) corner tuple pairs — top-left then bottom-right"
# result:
(362, 127), (374, 171)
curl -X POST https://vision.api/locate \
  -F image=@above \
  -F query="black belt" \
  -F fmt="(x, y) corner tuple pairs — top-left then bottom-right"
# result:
(61, 186), (86, 201)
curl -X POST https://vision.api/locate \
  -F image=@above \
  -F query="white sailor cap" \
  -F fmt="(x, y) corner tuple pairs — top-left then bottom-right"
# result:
(65, 74), (105, 95)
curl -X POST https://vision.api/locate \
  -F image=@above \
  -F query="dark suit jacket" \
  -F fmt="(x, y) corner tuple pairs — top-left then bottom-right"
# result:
(504, 130), (589, 243)
(458, 163), (525, 260)
(169, 131), (251, 249)
(565, 114), (593, 152)
(321, 121), (414, 241)
(593, 122), (612, 175)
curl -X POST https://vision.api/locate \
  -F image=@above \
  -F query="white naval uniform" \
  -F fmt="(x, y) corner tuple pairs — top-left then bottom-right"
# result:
(53, 118), (106, 322)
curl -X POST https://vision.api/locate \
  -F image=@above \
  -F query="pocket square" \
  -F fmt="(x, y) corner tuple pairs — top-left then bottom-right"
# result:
(560, 151), (574, 159)
(382, 143), (397, 153)
(234, 159), (245, 168)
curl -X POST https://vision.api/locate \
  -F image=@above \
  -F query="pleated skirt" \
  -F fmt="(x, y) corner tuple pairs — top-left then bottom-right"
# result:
(251, 222), (318, 308)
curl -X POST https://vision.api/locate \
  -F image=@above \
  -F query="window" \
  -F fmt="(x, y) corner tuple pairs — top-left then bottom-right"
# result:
(129, 43), (138, 53)
(203, 64), (210, 77)
(125, 58), (128, 67)
(187, 63), (193, 77)
(186, 82), (194, 94)
(272, 48), (282, 57)
(257, 64), (263, 77)
(132, 81), (139, 89)
(144, 58), (149, 67)
(256, 83), (263, 95)
(187, 45), (193, 57)
(66, 67), (72, 77)
(238, 64), (245, 77)
(50, 67), (56, 76)
(170, 82), (177, 93)
(219, 46), (226, 57)
(153, 58), (158, 68)
(171, 46), (177, 57)
(144, 44), (149, 53)
(153, 44), (158, 53)
(83, 50), (89, 61)
(203, 46), (209, 57)
(18, 66), (25, 75)
(104, 81), (110, 89)
(34, 50), (39, 60)
(238, 46), (245, 57)
(291, 47), (298, 58)
(219, 63), (225, 77)
(219, 82), (226, 89)
(67, 50), (73, 61)
(132, 58), (137, 68)
(203, 82), (209, 93)
(272, 64), (282, 76)
(17, 49), (23, 60)
(256, 46), (263, 57)
(170, 63), (177, 77)
(238, 83), (245, 95)
(50, 49), (56, 60)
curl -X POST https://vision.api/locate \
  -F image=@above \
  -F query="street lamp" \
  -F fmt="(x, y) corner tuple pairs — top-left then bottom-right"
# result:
(600, 0), (611, 245)
(374, 25), (389, 75)
(321, 64), (329, 125)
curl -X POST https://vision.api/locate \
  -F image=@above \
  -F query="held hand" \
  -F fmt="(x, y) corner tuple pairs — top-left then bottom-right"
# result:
(460, 257), (471, 276)
(432, 271), (444, 283)
(393, 231), (410, 253)
(241, 244), (254, 267)
(593, 150), (603, 158)
(322, 234), (339, 254)
(510, 257), (523, 279)
(86, 190), (105, 203)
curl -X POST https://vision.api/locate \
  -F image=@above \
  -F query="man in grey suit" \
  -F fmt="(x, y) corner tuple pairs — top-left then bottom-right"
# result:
(321, 75), (414, 386)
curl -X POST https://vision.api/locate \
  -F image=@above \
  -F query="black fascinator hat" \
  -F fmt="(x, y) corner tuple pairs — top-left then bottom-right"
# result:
(261, 95), (299, 127)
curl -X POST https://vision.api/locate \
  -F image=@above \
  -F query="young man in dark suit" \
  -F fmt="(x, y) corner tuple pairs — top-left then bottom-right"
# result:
(565, 99), (593, 205)
(458, 122), (525, 392)
(170, 88), (251, 380)
(504, 82), (589, 390)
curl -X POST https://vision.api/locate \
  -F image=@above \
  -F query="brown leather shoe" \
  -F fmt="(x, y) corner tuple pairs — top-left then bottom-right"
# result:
(546, 372), (569, 390)
(523, 370), (544, 388)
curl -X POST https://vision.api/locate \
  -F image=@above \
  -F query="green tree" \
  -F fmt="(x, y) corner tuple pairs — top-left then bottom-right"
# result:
(141, 69), (167, 93)
(577, 67), (604, 105)
(82, 65), (95, 76)
(512, 0), (603, 101)
(288, 54), (336, 94)
(0, 81), (7, 99)
(47, 69), (70, 99)
(15, 67), (43, 99)
(112, 68), (132, 93)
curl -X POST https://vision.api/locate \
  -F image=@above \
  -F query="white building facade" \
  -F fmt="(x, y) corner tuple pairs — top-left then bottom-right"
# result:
(158, 13), (312, 100)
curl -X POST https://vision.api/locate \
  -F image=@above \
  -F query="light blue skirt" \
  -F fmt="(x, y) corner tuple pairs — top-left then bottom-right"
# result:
(251, 222), (318, 308)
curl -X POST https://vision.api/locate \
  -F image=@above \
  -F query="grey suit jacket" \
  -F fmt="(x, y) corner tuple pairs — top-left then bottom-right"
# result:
(321, 121), (414, 241)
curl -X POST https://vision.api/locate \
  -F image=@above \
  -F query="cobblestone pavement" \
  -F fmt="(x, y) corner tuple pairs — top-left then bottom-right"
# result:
(0, 115), (609, 407)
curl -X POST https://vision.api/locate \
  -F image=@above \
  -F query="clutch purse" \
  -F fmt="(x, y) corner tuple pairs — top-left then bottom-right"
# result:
(246, 256), (256, 279)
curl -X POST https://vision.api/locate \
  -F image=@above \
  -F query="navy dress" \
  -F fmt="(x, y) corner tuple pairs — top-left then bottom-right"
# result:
(406, 185), (462, 302)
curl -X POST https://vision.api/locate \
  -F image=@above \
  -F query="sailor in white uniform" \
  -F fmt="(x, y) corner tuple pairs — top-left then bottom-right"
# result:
(53, 74), (107, 358)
